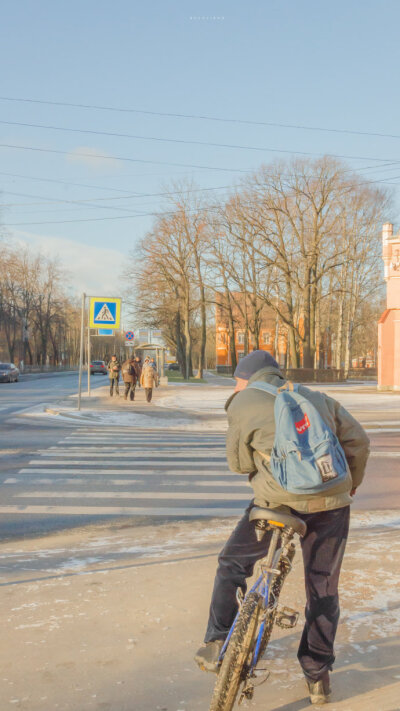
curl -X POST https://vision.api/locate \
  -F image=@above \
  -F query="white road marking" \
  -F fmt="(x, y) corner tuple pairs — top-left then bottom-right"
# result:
(369, 451), (400, 457)
(27, 460), (228, 467)
(0, 505), (243, 517)
(37, 451), (226, 458)
(19, 468), (231, 475)
(365, 428), (400, 433)
(5, 477), (248, 487)
(15, 491), (251, 500)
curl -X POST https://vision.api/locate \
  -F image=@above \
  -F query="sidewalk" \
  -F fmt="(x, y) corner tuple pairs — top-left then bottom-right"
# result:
(36, 381), (228, 431)
(1, 511), (399, 711)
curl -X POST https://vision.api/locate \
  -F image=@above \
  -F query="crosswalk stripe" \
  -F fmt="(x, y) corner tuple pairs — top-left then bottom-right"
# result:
(5, 427), (249, 518)
(19, 468), (233, 476)
(27, 460), (228, 468)
(0, 506), (243, 517)
(16, 491), (251, 500)
(4, 477), (249, 487)
(37, 451), (226, 458)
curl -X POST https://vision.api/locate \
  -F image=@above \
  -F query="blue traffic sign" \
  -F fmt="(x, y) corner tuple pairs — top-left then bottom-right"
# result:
(89, 297), (121, 329)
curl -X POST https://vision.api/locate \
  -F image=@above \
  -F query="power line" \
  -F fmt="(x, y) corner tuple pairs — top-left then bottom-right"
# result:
(0, 143), (248, 174)
(4, 171), (398, 227)
(0, 184), (235, 208)
(1, 95), (400, 141)
(0, 169), (213, 196)
(4, 118), (400, 161)
(2, 167), (399, 221)
(1, 140), (400, 177)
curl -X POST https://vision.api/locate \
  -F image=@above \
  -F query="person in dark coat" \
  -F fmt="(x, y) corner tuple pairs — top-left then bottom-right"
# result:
(121, 357), (138, 401)
(133, 357), (142, 386)
(194, 350), (370, 705)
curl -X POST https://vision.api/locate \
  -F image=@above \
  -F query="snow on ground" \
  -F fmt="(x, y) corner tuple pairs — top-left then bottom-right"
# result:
(22, 407), (227, 430)
(157, 382), (400, 419)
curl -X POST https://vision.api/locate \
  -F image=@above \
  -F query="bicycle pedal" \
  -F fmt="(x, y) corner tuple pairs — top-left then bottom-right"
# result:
(276, 605), (299, 629)
(239, 683), (254, 703)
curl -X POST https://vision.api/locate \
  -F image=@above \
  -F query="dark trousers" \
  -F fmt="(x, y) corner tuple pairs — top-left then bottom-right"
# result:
(124, 382), (136, 400)
(204, 504), (350, 681)
(145, 387), (153, 403)
(109, 378), (119, 395)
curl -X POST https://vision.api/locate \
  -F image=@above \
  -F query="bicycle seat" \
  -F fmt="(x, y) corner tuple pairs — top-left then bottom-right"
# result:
(249, 507), (307, 537)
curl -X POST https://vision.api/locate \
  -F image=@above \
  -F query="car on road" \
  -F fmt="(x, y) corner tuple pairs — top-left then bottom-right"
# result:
(90, 360), (107, 375)
(166, 363), (180, 371)
(0, 363), (20, 382)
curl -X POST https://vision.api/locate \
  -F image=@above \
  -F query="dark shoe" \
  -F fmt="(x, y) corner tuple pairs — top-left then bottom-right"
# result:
(306, 672), (331, 705)
(194, 640), (224, 673)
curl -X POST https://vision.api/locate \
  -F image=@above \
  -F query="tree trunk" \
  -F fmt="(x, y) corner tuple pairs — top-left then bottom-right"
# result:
(183, 298), (191, 380)
(225, 288), (237, 374)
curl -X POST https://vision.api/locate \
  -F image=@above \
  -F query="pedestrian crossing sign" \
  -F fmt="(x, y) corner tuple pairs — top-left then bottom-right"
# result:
(89, 297), (121, 330)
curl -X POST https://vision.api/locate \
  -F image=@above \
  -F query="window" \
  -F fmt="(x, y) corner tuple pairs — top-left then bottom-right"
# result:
(237, 332), (245, 345)
(263, 332), (271, 345)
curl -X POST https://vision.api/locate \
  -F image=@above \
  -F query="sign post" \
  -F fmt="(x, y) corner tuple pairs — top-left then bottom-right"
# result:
(77, 293), (86, 411)
(85, 297), (122, 400)
(87, 323), (91, 396)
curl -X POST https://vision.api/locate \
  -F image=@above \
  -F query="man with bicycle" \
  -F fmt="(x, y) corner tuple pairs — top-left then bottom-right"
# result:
(195, 350), (369, 705)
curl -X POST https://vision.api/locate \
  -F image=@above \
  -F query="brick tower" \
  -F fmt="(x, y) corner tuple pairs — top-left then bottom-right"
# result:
(378, 223), (400, 390)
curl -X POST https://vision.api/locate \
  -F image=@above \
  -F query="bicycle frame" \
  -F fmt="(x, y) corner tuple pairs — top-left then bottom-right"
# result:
(218, 525), (294, 676)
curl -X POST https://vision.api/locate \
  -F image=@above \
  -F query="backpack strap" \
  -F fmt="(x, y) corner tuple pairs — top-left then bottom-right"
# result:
(247, 381), (279, 397)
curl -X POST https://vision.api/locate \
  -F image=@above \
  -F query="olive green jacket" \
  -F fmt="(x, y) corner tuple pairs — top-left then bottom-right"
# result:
(225, 366), (370, 513)
(108, 359), (121, 379)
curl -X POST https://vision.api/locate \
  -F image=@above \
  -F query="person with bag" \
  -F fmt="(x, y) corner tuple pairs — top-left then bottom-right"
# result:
(194, 350), (370, 705)
(107, 354), (121, 397)
(121, 357), (138, 401)
(140, 362), (159, 402)
(133, 356), (142, 386)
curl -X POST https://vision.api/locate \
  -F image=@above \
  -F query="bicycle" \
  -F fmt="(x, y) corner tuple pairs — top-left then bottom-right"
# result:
(208, 506), (307, 711)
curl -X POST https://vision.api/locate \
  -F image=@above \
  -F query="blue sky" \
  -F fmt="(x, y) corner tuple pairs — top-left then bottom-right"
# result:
(1, 0), (400, 297)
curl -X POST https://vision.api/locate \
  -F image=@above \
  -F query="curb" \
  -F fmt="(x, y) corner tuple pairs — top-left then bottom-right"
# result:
(44, 407), (100, 421)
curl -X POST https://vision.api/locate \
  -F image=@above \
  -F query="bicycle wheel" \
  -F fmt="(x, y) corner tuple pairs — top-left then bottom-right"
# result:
(209, 592), (262, 711)
(257, 544), (296, 660)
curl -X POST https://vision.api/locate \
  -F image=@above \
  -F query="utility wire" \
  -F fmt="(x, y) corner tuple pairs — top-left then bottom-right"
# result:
(4, 118), (400, 160)
(1, 95), (400, 141)
(0, 184), (236, 208)
(0, 143), (249, 173)
(1, 140), (400, 173)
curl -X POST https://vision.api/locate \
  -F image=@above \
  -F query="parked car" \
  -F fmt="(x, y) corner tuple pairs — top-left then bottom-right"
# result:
(166, 362), (180, 371)
(90, 360), (107, 375)
(0, 363), (20, 382)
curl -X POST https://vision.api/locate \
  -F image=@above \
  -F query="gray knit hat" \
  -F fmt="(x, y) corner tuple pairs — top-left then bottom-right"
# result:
(234, 350), (279, 380)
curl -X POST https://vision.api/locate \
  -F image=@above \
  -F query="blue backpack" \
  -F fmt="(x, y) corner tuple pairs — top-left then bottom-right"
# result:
(248, 381), (349, 495)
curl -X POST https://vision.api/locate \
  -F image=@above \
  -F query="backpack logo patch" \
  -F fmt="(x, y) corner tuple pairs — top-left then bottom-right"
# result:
(316, 454), (338, 482)
(295, 413), (310, 434)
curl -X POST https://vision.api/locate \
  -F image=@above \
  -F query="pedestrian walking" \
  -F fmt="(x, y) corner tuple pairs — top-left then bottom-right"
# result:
(107, 354), (121, 396)
(121, 357), (138, 401)
(140, 362), (159, 402)
(134, 356), (142, 386)
(194, 350), (370, 705)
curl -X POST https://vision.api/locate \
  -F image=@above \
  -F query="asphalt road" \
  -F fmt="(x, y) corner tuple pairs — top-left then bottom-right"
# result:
(0, 374), (399, 541)
(0, 372), (108, 538)
(0, 370), (106, 422)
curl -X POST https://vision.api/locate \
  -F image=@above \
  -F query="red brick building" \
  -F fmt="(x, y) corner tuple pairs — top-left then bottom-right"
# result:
(216, 292), (334, 372)
(216, 292), (287, 370)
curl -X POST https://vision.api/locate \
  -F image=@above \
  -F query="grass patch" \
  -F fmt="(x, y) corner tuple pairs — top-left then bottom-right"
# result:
(166, 371), (206, 384)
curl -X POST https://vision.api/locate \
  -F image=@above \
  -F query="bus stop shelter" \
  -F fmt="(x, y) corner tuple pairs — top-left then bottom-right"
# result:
(131, 342), (167, 378)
